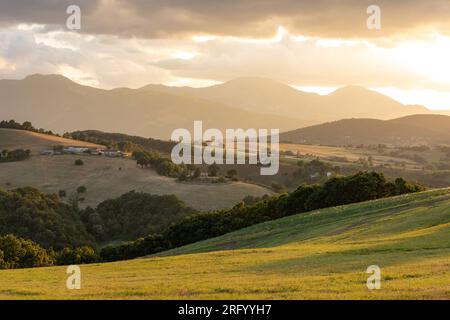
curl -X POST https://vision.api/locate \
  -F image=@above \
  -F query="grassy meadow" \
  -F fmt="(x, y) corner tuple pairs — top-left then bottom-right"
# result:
(0, 189), (449, 299)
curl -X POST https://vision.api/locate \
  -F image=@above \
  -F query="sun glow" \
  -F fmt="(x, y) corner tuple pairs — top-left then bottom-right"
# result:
(392, 35), (450, 87)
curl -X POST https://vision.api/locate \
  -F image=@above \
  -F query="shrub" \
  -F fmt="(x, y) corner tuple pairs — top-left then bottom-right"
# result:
(74, 159), (84, 166)
(77, 186), (87, 194)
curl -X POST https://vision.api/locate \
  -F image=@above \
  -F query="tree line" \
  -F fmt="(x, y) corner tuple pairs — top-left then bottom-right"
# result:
(0, 119), (57, 136)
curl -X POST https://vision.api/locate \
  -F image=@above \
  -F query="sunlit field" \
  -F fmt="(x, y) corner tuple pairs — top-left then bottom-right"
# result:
(1, 189), (449, 300)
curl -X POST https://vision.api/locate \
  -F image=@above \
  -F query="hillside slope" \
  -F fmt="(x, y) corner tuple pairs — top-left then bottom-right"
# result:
(280, 114), (450, 146)
(1, 189), (449, 299)
(0, 129), (272, 211)
(0, 128), (103, 152)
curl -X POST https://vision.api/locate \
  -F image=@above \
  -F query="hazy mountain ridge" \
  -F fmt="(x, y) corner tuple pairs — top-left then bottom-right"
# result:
(141, 77), (431, 122)
(0, 75), (306, 139)
(0, 74), (442, 140)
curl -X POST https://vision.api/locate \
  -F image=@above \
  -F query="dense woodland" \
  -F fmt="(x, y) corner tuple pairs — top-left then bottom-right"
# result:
(81, 191), (194, 241)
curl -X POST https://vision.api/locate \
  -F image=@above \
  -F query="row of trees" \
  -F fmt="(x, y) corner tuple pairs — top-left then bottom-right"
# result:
(69, 130), (176, 154)
(0, 119), (56, 136)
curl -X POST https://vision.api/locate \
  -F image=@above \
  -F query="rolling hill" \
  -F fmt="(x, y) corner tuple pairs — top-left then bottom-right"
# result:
(280, 114), (450, 146)
(0, 129), (272, 211)
(0, 188), (448, 299)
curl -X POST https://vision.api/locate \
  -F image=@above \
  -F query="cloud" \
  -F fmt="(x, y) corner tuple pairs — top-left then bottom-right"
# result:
(0, 0), (449, 39)
(151, 33), (449, 91)
(2, 24), (450, 93)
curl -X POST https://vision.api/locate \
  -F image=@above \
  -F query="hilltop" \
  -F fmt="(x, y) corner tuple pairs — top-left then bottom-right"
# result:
(280, 114), (450, 146)
(0, 128), (103, 152)
(0, 188), (448, 299)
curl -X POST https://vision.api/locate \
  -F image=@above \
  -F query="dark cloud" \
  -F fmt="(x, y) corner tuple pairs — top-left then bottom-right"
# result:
(0, 0), (449, 39)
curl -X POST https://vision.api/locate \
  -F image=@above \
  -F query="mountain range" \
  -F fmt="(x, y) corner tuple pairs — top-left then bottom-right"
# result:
(0, 74), (445, 139)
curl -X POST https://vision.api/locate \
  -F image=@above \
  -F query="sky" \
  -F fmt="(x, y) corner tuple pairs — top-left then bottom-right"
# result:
(1, 0), (450, 109)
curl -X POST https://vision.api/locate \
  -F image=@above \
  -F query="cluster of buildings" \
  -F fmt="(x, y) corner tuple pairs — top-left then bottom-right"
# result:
(40, 146), (124, 157)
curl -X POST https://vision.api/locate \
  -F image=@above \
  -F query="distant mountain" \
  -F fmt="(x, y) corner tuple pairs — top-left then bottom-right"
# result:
(0, 75), (304, 139)
(141, 77), (431, 122)
(0, 74), (442, 140)
(280, 114), (450, 146)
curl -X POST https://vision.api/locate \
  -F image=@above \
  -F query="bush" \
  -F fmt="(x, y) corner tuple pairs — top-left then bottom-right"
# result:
(208, 164), (219, 177)
(74, 159), (84, 166)
(77, 186), (87, 194)
(0, 149), (31, 163)
(58, 190), (67, 198)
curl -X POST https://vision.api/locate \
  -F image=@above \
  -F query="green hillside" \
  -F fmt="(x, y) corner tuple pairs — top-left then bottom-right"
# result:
(0, 189), (449, 299)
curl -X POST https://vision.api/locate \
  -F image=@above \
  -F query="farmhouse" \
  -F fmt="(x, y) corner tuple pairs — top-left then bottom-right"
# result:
(63, 146), (90, 154)
(103, 149), (123, 157)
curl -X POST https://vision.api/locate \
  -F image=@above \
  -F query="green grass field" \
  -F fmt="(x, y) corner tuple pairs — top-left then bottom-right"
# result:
(0, 189), (449, 299)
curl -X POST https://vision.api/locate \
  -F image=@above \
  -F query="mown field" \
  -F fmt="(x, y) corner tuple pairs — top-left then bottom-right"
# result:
(0, 189), (449, 299)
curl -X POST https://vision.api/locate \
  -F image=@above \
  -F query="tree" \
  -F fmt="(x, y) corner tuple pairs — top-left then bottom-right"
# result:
(208, 163), (220, 177)
(77, 186), (87, 194)
(193, 167), (201, 179)
(178, 170), (189, 181)
(226, 169), (238, 179)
